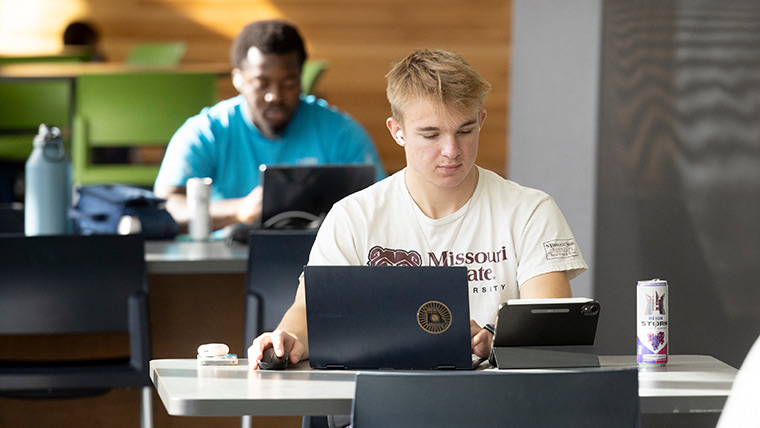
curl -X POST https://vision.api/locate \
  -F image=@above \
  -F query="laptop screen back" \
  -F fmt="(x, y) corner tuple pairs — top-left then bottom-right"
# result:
(258, 164), (375, 229)
(304, 265), (472, 370)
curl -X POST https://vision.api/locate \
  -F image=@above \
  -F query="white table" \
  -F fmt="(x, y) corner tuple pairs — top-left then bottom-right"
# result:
(144, 240), (248, 274)
(150, 355), (737, 417)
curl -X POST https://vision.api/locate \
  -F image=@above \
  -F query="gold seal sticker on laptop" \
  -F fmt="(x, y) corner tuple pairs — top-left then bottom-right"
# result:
(417, 301), (452, 334)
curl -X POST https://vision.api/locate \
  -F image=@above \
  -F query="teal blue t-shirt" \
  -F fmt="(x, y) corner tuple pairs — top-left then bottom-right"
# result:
(155, 94), (385, 201)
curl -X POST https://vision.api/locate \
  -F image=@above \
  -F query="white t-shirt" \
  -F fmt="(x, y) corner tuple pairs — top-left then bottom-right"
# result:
(308, 166), (588, 326)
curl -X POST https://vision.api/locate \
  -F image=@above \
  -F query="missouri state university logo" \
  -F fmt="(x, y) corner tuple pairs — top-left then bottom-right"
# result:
(417, 301), (452, 334)
(367, 246), (422, 266)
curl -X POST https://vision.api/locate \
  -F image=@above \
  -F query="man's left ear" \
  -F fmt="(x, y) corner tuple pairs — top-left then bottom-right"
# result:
(479, 108), (488, 128)
(232, 70), (243, 92)
(386, 117), (406, 148)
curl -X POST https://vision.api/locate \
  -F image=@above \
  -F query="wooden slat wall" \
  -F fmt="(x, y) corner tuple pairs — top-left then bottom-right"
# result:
(1, 0), (511, 176)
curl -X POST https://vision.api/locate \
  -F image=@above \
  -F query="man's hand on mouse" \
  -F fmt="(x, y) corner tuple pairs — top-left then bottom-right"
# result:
(248, 329), (305, 370)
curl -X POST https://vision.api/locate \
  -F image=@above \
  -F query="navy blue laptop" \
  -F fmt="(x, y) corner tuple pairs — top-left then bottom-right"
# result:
(304, 265), (473, 370)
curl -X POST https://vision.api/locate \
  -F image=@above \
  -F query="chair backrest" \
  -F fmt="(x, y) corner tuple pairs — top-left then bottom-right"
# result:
(352, 369), (641, 428)
(301, 59), (329, 95)
(0, 79), (71, 161)
(71, 71), (217, 186)
(127, 42), (187, 66)
(0, 204), (24, 233)
(244, 229), (317, 348)
(0, 234), (150, 393)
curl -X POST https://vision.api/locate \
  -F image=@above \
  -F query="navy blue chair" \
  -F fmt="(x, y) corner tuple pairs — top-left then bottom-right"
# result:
(243, 228), (318, 428)
(0, 203), (23, 233)
(242, 229), (317, 428)
(0, 234), (152, 427)
(244, 228), (318, 347)
(352, 369), (641, 428)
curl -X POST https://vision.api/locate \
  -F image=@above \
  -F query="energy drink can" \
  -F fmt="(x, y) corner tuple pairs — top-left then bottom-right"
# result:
(637, 278), (668, 365)
(187, 177), (212, 241)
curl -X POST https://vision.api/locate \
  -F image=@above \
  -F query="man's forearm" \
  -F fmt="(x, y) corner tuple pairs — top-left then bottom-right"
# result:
(520, 271), (572, 299)
(276, 305), (309, 358)
(276, 279), (310, 358)
(164, 194), (243, 231)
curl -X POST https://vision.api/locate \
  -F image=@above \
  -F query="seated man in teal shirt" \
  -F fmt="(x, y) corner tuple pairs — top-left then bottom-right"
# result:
(154, 20), (385, 231)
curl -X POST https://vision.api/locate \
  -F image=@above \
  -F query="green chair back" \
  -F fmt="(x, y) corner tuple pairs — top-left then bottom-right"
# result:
(0, 80), (71, 160)
(127, 42), (187, 66)
(301, 59), (329, 95)
(72, 71), (217, 186)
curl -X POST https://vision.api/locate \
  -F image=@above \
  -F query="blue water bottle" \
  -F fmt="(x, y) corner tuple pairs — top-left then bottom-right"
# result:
(25, 124), (71, 235)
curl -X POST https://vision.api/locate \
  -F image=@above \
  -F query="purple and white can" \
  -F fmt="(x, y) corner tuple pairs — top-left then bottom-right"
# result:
(637, 278), (668, 365)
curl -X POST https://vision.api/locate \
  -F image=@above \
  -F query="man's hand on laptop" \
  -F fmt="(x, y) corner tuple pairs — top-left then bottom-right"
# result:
(470, 319), (494, 359)
(248, 329), (305, 370)
(235, 185), (263, 224)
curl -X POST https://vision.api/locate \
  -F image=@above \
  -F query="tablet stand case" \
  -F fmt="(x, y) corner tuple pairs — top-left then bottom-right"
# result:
(489, 345), (600, 369)
(488, 298), (602, 369)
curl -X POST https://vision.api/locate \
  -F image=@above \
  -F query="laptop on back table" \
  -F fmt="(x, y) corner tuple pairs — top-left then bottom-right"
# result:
(257, 164), (375, 229)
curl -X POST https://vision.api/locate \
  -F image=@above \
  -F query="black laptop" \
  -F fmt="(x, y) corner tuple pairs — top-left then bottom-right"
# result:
(304, 265), (474, 370)
(257, 164), (375, 229)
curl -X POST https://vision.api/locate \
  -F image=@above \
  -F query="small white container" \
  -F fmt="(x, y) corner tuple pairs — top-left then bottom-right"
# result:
(187, 177), (212, 241)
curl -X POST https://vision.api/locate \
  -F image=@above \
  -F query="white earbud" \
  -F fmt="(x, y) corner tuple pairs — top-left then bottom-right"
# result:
(395, 130), (405, 145)
(232, 73), (243, 91)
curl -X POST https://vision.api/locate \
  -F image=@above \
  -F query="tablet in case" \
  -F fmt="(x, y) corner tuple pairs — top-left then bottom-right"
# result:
(489, 298), (601, 369)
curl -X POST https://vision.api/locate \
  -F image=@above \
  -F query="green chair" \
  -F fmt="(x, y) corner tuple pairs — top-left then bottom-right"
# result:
(126, 42), (187, 66)
(301, 59), (329, 95)
(0, 52), (90, 161)
(71, 71), (217, 186)
(0, 79), (72, 161)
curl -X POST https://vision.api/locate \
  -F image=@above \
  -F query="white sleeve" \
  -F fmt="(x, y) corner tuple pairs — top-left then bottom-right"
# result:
(308, 202), (365, 266)
(514, 196), (588, 286)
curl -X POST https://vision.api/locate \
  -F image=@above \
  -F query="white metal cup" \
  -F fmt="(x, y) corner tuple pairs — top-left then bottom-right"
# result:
(187, 177), (212, 241)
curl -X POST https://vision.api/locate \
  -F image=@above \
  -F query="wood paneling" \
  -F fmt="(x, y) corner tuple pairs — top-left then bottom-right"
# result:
(0, 0), (511, 176)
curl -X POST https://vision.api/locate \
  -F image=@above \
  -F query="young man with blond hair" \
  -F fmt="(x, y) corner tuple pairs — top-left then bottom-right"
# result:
(249, 49), (587, 367)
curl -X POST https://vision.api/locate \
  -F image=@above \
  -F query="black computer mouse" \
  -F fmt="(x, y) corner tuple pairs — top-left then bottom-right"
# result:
(259, 347), (289, 370)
